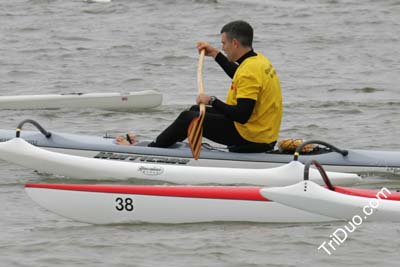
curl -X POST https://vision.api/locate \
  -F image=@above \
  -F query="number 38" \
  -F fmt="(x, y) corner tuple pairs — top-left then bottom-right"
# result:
(115, 197), (134, 211)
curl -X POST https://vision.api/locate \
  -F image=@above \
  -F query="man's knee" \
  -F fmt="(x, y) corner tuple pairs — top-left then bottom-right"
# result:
(178, 110), (198, 122)
(189, 105), (199, 112)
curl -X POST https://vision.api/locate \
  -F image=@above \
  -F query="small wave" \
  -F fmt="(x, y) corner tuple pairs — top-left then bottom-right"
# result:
(143, 62), (163, 67)
(289, 99), (400, 109)
(309, 102), (363, 114)
(110, 45), (134, 50)
(82, 6), (117, 15)
(18, 27), (39, 32)
(305, 124), (325, 129)
(27, 0), (58, 4)
(353, 87), (384, 93)
(55, 36), (93, 42)
(161, 55), (192, 61)
(308, 100), (354, 108)
(386, 101), (400, 106)
(83, 0), (112, 3)
(122, 78), (144, 83)
(194, 0), (218, 3)
(19, 48), (51, 54)
(7, 70), (38, 77)
(287, 100), (361, 110)
(282, 124), (326, 132)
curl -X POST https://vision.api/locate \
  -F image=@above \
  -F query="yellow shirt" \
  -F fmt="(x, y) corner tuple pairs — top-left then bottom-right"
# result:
(226, 53), (282, 144)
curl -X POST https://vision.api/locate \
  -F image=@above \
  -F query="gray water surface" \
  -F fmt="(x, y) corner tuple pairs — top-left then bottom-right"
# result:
(1, 0), (400, 266)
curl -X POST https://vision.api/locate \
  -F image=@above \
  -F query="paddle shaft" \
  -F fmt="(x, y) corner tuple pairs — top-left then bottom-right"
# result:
(197, 50), (205, 114)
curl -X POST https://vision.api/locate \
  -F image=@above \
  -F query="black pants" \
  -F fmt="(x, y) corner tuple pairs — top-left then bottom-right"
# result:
(149, 105), (271, 149)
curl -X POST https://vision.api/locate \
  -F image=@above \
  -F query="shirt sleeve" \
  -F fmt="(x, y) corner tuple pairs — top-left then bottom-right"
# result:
(211, 97), (256, 124)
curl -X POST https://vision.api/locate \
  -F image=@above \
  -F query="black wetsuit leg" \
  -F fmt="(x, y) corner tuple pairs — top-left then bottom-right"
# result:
(148, 105), (249, 148)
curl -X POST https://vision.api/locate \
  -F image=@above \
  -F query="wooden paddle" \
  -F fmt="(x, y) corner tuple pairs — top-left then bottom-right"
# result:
(188, 49), (206, 160)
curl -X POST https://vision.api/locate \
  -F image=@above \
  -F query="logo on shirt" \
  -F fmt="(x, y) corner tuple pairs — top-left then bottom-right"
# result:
(265, 65), (277, 79)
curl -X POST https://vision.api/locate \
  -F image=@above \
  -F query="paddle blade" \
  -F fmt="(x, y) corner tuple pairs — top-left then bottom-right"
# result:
(188, 108), (205, 160)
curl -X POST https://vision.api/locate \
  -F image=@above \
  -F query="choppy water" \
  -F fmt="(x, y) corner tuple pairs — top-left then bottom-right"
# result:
(1, 0), (400, 266)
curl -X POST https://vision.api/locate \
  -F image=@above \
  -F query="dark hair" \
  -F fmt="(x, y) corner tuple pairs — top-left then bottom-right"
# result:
(220, 20), (253, 48)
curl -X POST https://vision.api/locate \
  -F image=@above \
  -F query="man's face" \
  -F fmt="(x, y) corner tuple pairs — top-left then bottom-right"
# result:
(221, 32), (236, 62)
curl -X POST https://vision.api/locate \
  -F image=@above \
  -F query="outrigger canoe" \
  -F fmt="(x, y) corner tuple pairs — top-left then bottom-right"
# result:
(0, 138), (360, 186)
(25, 183), (336, 224)
(25, 181), (400, 224)
(0, 90), (162, 111)
(25, 161), (400, 224)
(261, 161), (400, 222)
(1, 119), (400, 173)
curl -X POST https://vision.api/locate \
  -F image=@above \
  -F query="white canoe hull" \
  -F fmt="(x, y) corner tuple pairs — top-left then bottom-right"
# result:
(25, 184), (336, 224)
(2, 128), (400, 173)
(261, 181), (400, 222)
(0, 138), (361, 186)
(0, 90), (162, 111)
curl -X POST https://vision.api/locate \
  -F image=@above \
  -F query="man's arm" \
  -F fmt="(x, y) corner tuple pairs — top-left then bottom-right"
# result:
(196, 94), (255, 124)
(215, 52), (238, 79)
(211, 97), (255, 124)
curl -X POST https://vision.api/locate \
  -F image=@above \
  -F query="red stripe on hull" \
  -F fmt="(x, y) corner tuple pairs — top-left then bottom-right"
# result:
(25, 184), (268, 201)
(335, 186), (400, 201)
(26, 184), (400, 202)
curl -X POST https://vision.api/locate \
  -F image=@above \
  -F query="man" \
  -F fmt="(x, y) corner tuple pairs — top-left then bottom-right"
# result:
(117, 20), (282, 152)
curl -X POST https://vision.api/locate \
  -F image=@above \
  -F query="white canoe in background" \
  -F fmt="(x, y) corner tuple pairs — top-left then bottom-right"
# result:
(25, 183), (336, 224)
(260, 181), (400, 222)
(0, 90), (162, 111)
(0, 138), (361, 186)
